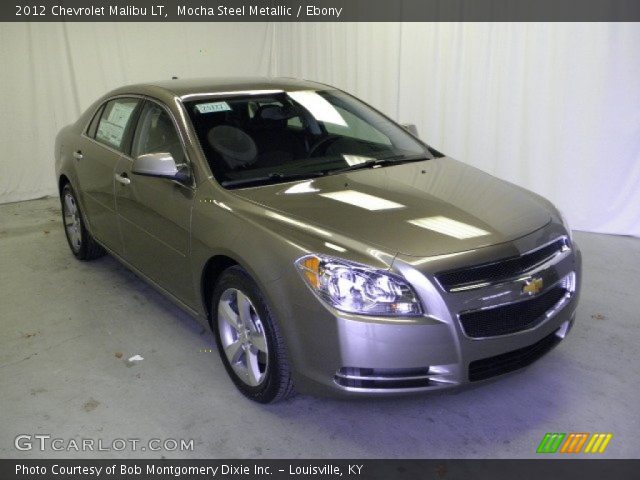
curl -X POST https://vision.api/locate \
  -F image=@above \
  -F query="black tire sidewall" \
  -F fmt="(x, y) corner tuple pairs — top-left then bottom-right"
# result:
(211, 267), (286, 403)
(61, 183), (87, 259)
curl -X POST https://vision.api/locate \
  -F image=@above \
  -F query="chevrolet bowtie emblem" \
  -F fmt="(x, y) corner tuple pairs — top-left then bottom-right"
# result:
(522, 277), (544, 295)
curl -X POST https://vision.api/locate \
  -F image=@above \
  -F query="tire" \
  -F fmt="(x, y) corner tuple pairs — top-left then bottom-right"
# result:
(60, 183), (105, 261)
(211, 266), (294, 403)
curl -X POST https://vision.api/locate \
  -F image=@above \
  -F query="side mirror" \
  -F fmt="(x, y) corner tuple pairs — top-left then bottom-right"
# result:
(401, 124), (419, 137)
(132, 153), (189, 182)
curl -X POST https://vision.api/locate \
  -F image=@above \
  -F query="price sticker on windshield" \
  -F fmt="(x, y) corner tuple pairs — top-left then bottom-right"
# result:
(196, 101), (232, 114)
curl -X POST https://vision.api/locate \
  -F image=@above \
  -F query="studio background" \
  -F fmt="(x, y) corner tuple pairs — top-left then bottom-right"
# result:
(1, 22), (638, 236)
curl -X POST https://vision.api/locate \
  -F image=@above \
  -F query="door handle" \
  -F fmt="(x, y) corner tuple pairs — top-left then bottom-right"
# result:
(115, 172), (131, 186)
(73, 150), (83, 160)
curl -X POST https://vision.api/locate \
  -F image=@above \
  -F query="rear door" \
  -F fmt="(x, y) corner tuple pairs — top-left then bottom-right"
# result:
(114, 99), (196, 306)
(75, 97), (141, 253)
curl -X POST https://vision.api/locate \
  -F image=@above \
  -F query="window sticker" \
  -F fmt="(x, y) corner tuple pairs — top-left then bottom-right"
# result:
(107, 102), (136, 128)
(196, 101), (232, 114)
(96, 122), (124, 148)
(95, 101), (137, 149)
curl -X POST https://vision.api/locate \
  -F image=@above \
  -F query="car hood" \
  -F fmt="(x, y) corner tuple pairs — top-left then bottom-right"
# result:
(230, 157), (551, 257)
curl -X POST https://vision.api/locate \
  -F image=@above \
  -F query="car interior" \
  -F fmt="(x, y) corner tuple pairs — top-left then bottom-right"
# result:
(189, 96), (398, 182)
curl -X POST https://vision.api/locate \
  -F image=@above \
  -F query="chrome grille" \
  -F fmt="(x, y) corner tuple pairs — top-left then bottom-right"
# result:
(438, 236), (576, 340)
(436, 237), (568, 292)
(459, 286), (569, 338)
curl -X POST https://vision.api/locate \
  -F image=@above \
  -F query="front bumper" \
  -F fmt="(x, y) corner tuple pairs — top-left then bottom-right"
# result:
(267, 226), (582, 397)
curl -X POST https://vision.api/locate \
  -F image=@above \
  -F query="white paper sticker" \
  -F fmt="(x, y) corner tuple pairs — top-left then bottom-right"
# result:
(107, 102), (136, 128)
(95, 101), (136, 148)
(96, 122), (124, 148)
(196, 101), (232, 114)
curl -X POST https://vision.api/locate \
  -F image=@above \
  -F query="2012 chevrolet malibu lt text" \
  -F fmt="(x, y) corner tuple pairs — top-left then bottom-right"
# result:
(55, 78), (582, 403)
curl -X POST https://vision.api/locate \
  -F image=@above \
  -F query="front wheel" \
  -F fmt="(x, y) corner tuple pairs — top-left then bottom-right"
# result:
(211, 266), (294, 403)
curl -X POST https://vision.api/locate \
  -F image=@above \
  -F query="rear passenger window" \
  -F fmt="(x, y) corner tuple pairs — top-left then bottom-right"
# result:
(95, 98), (139, 151)
(86, 104), (104, 138)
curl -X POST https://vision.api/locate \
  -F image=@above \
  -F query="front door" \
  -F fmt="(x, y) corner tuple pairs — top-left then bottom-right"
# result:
(114, 100), (195, 306)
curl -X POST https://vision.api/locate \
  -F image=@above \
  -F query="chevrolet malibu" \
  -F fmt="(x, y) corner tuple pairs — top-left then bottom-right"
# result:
(55, 77), (582, 403)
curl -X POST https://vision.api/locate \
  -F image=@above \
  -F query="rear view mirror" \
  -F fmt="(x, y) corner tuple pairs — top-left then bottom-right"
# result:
(401, 124), (419, 137)
(132, 153), (189, 182)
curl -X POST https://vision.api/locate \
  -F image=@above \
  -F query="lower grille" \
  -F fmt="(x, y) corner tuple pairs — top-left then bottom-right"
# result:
(459, 286), (568, 338)
(468, 330), (562, 382)
(334, 367), (432, 389)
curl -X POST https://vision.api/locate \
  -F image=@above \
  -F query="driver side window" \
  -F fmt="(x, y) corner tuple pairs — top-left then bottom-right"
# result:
(132, 101), (186, 165)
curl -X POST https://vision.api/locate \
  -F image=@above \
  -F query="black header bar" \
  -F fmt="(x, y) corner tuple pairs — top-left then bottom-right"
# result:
(4, 0), (640, 22)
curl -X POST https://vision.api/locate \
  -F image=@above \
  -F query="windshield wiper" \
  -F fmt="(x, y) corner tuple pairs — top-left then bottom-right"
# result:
(326, 154), (429, 176)
(221, 170), (325, 188)
(221, 155), (429, 187)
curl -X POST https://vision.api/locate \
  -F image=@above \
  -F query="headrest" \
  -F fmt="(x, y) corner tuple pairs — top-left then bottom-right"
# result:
(207, 126), (257, 169)
(257, 104), (296, 122)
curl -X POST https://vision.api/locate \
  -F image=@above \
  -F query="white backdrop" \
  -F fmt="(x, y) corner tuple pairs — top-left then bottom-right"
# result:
(0, 22), (275, 204)
(1, 22), (639, 236)
(272, 23), (640, 237)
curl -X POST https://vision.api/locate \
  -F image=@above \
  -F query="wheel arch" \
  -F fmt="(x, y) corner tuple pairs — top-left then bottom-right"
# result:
(199, 251), (285, 330)
(58, 174), (70, 195)
(201, 254), (239, 325)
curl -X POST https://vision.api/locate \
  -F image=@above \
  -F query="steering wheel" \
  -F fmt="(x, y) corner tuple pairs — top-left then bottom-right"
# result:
(307, 135), (341, 158)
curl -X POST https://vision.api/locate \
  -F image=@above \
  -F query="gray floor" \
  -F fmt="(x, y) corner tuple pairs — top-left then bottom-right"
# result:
(1, 197), (638, 459)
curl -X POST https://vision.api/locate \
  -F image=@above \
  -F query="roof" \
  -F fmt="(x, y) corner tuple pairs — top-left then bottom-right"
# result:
(111, 77), (333, 101)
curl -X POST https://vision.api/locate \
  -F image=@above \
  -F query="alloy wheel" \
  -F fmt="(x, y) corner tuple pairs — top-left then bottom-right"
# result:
(217, 288), (269, 387)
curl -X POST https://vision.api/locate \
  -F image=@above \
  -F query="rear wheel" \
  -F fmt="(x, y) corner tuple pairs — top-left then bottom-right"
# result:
(211, 266), (294, 403)
(61, 183), (105, 261)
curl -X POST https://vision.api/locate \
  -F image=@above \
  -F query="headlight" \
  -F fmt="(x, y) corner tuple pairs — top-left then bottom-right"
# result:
(295, 254), (422, 316)
(558, 209), (573, 242)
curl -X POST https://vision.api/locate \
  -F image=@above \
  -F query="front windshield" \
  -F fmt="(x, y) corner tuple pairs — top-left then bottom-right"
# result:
(185, 89), (435, 188)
